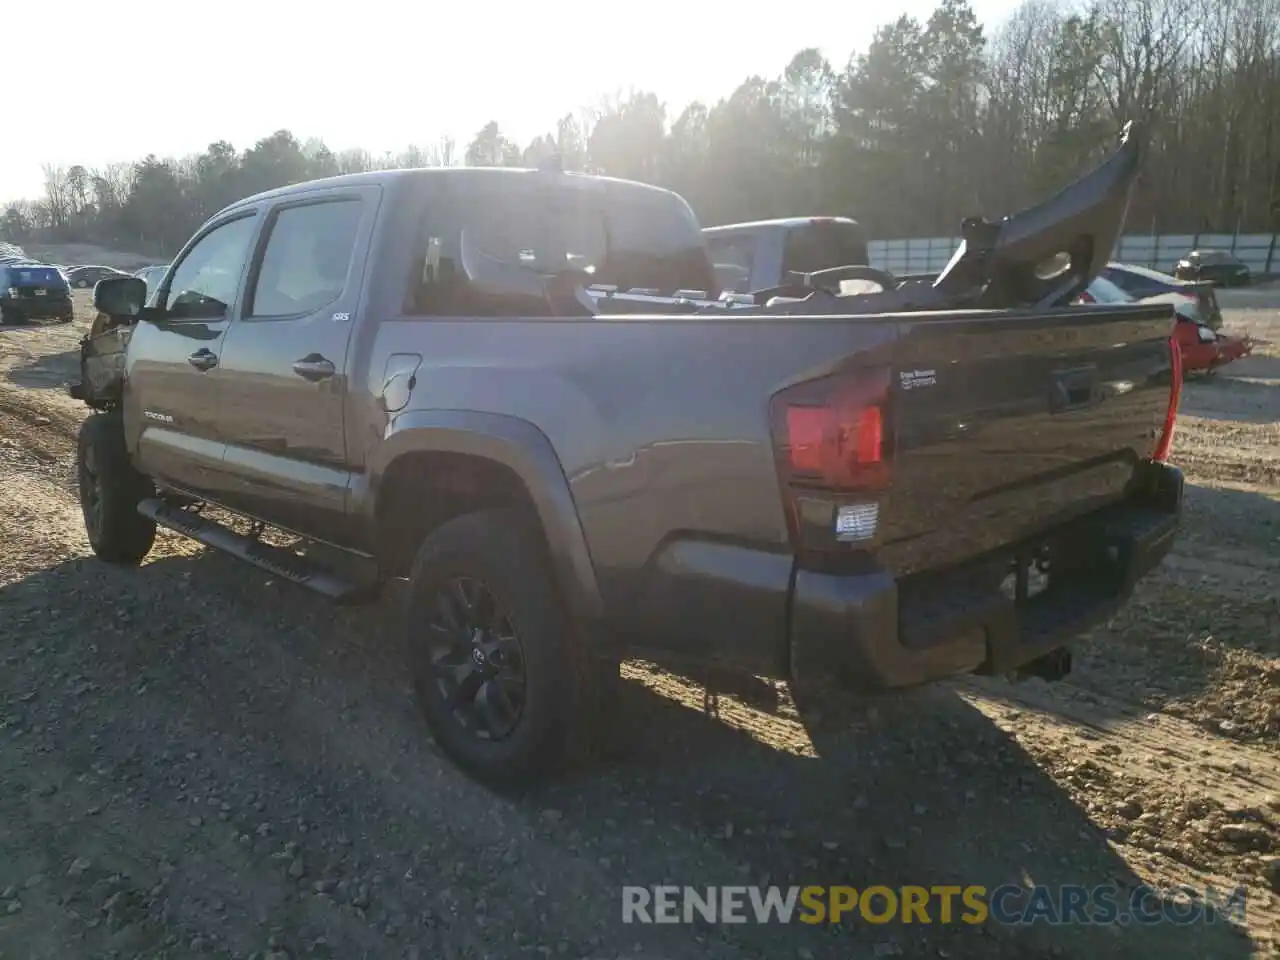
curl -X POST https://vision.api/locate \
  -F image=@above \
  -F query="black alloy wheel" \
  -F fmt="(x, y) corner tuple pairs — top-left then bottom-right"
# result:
(403, 507), (614, 789)
(424, 576), (527, 740)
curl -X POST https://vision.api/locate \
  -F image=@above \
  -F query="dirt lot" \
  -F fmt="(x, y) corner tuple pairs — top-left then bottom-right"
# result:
(0, 293), (1277, 960)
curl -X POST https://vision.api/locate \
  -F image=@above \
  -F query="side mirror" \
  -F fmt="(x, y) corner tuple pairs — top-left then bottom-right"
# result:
(93, 276), (147, 318)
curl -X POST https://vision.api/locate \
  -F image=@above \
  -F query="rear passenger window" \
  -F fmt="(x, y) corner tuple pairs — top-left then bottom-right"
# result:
(249, 200), (362, 318)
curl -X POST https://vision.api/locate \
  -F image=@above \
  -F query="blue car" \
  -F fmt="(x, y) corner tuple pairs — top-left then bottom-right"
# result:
(0, 262), (75, 324)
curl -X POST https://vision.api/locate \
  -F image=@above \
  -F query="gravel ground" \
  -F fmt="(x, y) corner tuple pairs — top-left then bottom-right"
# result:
(0, 292), (1277, 960)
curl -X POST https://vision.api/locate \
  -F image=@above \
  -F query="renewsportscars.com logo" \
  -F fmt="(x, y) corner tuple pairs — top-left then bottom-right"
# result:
(621, 884), (1247, 927)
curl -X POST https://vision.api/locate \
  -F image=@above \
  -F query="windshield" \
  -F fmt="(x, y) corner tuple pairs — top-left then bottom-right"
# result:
(1197, 250), (1236, 265)
(1086, 276), (1134, 303)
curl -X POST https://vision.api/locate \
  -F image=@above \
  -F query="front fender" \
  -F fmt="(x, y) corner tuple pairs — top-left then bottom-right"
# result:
(363, 409), (604, 626)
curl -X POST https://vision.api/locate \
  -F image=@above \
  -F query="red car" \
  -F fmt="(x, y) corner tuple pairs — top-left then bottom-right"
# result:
(1078, 276), (1253, 375)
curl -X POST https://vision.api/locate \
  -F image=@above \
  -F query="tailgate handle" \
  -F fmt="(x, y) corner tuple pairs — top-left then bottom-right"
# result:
(1049, 366), (1097, 411)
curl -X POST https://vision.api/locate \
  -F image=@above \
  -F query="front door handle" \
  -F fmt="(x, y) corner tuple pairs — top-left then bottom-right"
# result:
(187, 349), (218, 371)
(292, 353), (336, 382)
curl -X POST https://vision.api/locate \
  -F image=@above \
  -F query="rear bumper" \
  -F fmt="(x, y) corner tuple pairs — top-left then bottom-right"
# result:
(1183, 335), (1252, 372)
(1, 296), (74, 320)
(789, 461), (1183, 691)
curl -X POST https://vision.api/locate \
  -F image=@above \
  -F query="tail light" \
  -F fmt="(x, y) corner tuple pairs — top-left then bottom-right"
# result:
(1077, 290), (1096, 303)
(769, 367), (891, 559)
(1152, 335), (1181, 462)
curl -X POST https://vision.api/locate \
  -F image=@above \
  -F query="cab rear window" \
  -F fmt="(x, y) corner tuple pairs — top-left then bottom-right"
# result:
(407, 177), (716, 313)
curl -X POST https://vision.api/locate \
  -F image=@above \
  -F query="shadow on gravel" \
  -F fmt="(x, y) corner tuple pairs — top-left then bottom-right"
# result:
(1229, 353), (1280, 380)
(1015, 482), (1280, 730)
(1178, 482), (1280, 559)
(4, 346), (81, 391)
(0, 548), (1259, 959)
(1180, 375), (1278, 427)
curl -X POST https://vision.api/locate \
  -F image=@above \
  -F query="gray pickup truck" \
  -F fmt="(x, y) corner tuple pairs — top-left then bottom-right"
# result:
(71, 128), (1183, 789)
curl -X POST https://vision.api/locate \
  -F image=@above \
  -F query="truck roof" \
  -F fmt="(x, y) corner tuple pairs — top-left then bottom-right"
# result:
(222, 165), (690, 214)
(702, 216), (862, 236)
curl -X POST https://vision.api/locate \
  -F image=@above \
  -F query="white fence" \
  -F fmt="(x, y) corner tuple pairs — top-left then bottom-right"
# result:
(868, 233), (1280, 276)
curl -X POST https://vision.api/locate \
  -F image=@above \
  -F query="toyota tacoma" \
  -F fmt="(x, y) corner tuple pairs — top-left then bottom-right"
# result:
(69, 127), (1183, 789)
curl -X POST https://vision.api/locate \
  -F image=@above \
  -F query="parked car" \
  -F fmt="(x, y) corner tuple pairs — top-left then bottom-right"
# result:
(1174, 249), (1250, 287)
(1100, 262), (1223, 329)
(67, 264), (130, 288)
(0, 262), (75, 324)
(69, 129), (1182, 789)
(132, 264), (169, 305)
(1078, 275), (1251, 375)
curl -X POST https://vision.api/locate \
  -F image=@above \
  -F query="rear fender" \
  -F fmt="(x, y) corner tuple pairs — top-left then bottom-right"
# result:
(364, 410), (604, 625)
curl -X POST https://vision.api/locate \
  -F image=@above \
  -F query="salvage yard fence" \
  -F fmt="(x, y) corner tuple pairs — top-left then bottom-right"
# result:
(7, 234), (1279, 286)
(868, 233), (1280, 277)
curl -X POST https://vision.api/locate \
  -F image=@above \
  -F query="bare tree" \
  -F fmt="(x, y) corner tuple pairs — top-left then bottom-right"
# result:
(41, 164), (70, 230)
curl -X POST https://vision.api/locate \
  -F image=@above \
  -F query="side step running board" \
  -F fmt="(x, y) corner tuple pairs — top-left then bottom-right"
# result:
(137, 498), (373, 604)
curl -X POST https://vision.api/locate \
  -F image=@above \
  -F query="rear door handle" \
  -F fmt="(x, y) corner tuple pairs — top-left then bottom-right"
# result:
(292, 353), (336, 382)
(187, 349), (218, 371)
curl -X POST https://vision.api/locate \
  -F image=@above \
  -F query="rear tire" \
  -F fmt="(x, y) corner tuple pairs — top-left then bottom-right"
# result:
(403, 507), (610, 791)
(77, 413), (157, 564)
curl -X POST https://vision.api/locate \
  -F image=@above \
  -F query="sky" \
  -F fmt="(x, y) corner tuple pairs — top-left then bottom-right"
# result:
(5, 0), (1022, 203)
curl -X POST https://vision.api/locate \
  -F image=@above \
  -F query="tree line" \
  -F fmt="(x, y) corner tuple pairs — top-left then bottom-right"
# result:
(4, 0), (1279, 258)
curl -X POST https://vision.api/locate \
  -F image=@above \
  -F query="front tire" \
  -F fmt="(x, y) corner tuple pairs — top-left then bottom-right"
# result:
(403, 507), (608, 790)
(77, 413), (157, 564)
